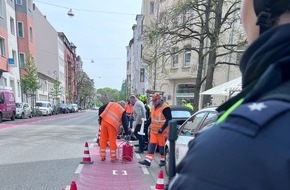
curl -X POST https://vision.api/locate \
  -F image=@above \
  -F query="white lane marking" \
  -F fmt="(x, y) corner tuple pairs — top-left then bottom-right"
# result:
(65, 186), (70, 190)
(150, 186), (155, 190)
(122, 170), (127, 175)
(75, 164), (84, 174)
(113, 170), (118, 175)
(141, 165), (149, 174)
(135, 153), (141, 159)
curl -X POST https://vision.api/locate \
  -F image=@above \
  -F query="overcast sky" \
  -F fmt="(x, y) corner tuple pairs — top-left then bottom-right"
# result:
(34, 0), (142, 90)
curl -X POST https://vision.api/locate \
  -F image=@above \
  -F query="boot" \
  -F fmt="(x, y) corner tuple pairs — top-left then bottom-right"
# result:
(138, 160), (151, 167)
(158, 160), (165, 167)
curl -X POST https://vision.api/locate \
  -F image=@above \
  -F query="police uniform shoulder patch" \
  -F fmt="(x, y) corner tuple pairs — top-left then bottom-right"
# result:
(221, 100), (290, 137)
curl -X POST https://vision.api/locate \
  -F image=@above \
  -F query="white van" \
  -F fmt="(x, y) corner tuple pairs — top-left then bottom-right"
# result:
(36, 101), (52, 116)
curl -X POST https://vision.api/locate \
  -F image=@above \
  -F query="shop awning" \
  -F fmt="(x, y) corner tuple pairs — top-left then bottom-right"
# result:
(200, 77), (242, 96)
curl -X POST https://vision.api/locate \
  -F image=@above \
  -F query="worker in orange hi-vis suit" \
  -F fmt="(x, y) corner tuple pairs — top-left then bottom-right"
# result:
(98, 101), (130, 162)
(138, 93), (172, 167)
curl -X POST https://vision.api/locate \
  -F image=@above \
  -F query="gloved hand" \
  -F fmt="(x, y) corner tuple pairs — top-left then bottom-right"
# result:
(125, 135), (131, 141)
(158, 128), (164, 134)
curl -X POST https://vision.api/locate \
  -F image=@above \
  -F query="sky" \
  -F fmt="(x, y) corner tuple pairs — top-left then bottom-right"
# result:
(34, 0), (142, 90)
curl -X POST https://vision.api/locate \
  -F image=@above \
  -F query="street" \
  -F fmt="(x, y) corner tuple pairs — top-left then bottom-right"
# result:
(0, 110), (166, 190)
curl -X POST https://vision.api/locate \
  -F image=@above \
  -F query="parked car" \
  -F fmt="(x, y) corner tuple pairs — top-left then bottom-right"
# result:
(59, 103), (69, 114)
(67, 104), (74, 113)
(51, 104), (60, 115)
(71, 104), (78, 112)
(16, 102), (32, 119)
(164, 106), (219, 175)
(0, 89), (16, 122)
(170, 105), (194, 126)
(35, 101), (53, 116)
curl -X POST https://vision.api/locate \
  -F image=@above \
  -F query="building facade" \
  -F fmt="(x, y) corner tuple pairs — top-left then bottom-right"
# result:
(128, 0), (243, 108)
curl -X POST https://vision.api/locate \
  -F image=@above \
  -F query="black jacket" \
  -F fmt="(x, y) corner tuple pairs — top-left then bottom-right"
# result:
(169, 24), (290, 190)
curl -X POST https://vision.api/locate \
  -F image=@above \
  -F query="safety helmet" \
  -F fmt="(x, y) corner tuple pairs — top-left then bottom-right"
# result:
(182, 99), (186, 103)
(254, 0), (290, 34)
(139, 95), (147, 102)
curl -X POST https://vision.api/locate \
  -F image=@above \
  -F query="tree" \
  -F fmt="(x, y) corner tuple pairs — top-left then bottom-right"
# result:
(50, 79), (61, 105)
(142, 0), (245, 111)
(96, 88), (122, 105)
(76, 70), (95, 108)
(20, 53), (41, 113)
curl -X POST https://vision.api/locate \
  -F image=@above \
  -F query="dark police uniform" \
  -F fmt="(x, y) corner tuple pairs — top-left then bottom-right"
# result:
(169, 24), (290, 190)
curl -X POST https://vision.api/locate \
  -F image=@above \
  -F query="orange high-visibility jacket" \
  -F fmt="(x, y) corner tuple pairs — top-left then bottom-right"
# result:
(100, 102), (125, 130)
(150, 103), (169, 134)
(125, 102), (134, 115)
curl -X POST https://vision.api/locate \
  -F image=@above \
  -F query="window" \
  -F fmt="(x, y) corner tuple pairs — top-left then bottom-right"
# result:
(29, 27), (33, 42)
(0, 37), (6, 57)
(16, 0), (22, 5)
(19, 52), (25, 68)
(149, 2), (154, 14)
(17, 22), (24, 37)
(176, 84), (195, 93)
(140, 68), (145, 82)
(3, 77), (7, 87)
(28, 0), (32, 11)
(172, 47), (178, 68)
(0, 0), (3, 19)
(10, 17), (15, 35)
(12, 49), (17, 66)
(184, 50), (191, 66)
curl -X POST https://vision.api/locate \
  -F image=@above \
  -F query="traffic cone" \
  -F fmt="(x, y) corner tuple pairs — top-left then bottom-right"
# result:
(70, 181), (77, 190)
(155, 169), (165, 190)
(80, 142), (94, 164)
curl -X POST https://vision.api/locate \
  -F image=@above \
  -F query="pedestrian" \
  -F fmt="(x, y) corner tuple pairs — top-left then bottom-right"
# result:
(124, 99), (134, 129)
(130, 95), (147, 153)
(185, 99), (193, 110)
(169, 1), (290, 189)
(98, 101), (130, 162)
(138, 93), (172, 167)
(139, 95), (151, 150)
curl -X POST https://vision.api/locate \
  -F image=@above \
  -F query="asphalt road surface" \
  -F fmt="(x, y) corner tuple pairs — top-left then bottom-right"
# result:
(0, 110), (167, 190)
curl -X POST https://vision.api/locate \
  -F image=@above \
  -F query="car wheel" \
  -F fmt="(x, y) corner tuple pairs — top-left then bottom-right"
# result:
(11, 112), (15, 121)
(165, 147), (170, 176)
(21, 112), (25, 119)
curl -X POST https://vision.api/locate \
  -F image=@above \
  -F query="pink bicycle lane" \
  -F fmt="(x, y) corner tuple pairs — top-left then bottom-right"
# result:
(74, 140), (152, 190)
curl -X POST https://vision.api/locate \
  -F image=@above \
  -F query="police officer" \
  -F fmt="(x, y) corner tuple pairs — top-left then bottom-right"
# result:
(169, 0), (290, 189)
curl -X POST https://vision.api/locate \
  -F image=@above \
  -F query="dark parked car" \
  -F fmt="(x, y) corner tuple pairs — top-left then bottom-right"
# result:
(170, 105), (194, 126)
(51, 105), (60, 115)
(59, 103), (69, 114)
(67, 104), (75, 113)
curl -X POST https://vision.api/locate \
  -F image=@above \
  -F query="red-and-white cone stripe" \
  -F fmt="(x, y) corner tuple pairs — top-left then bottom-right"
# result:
(80, 142), (94, 164)
(155, 170), (165, 190)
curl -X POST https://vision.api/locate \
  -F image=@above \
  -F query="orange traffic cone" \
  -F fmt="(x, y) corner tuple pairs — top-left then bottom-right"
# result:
(70, 181), (77, 190)
(155, 169), (165, 190)
(80, 142), (94, 164)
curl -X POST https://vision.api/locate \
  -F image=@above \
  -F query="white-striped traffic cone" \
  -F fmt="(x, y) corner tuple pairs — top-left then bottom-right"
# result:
(80, 142), (94, 164)
(155, 169), (165, 190)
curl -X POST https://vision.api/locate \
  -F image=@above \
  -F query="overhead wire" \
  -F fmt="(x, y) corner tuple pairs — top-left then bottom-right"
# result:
(34, 0), (137, 16)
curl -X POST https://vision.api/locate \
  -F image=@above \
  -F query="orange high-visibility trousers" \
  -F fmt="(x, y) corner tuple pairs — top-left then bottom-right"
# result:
(100, 120), (118, 161)
(145, 132), (166, 163)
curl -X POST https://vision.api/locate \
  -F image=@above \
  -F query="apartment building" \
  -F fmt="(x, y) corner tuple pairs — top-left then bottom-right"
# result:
(33, 6), (65, 103)
(2, 0), (21, 102)
(15, 0), (37, 103)
(58, 32), (77, 104)
(128, 0), (243, 107)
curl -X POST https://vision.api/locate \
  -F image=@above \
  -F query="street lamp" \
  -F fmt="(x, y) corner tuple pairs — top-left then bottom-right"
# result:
(67, 8), (74, 17)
